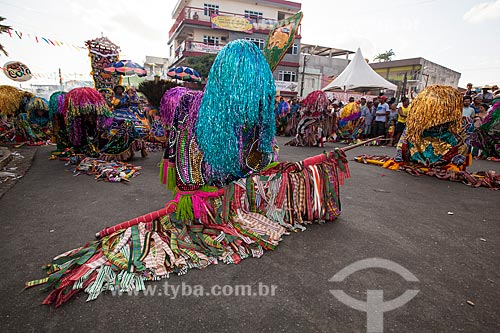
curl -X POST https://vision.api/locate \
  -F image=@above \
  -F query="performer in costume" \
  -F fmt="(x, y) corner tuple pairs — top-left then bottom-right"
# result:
(27, 39), (351, 307)
(27, 97), (50, 129)
(0, 85), (33, 118)
(17, 97), (50, 142)
(469, 92), (500, 159)
(0, 86), (44, 143)
(394, 86), (468, 168)
(355, 85), (499, 188)
(48, 91), (68, 150)
(99, 86), (148, 161)
(127, 88), (150, 138)
(286, 90), (330, 147)
(64, 87), (113, 156)
(336, 101), (364, 143)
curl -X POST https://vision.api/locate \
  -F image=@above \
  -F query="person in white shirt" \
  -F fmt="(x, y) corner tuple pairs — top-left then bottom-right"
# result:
(462, 96), (475, 118)
(374, 95), (389, 137)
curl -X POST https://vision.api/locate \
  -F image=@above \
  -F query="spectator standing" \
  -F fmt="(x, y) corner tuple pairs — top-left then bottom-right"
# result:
(360, 97), (374, 138)
(290, 98), (300, 114)
(476, 85), (494, 105)
(462, 96), (475, 118)
(464, 83), (475, 98)
(388, 103), (398, 124)
(374, 95), (389, 140)
(394, 97), (410, 145)
(387, 103), (398, 146)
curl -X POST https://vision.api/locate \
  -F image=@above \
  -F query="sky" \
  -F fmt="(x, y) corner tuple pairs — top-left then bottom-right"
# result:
(0, 0), (499, 88)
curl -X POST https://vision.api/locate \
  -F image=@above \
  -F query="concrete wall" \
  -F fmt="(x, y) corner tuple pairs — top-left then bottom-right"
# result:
(371, 58), (461, 94)
(300, 70), (322, 97)
(297, 55), (350, 97)
(193, 28), (229, 42)
(301, 55), (350, 79)
(421, 59), (460, 88)
(144, 56), (169, 79)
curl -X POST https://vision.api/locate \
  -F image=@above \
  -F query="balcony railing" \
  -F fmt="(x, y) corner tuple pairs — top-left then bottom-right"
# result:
(169, 6), (284, 39)
(173, 40), (226, 63)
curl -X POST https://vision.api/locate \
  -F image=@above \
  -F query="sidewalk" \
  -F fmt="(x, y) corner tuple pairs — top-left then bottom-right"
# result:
(0, 146), (38, 199)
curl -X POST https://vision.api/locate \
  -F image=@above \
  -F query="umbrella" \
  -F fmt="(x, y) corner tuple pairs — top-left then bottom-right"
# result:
(167, 66), (201, 82)
(104, 60), (147, 86)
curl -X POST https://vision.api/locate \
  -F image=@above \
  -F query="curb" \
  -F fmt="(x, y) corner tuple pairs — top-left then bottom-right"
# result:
(0, 146), (38, 200)
(0, 147), (12, 170)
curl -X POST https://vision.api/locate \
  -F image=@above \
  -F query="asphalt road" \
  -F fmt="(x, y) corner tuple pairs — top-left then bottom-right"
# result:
(0, 138), (499, 332)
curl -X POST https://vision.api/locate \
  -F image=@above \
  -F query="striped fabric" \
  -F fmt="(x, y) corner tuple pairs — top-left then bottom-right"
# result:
(32, 150), (349, 306)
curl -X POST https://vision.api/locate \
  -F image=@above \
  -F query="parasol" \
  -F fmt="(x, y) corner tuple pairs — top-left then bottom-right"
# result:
(167, 66), (201, 82)
(104, 60), (147, 86)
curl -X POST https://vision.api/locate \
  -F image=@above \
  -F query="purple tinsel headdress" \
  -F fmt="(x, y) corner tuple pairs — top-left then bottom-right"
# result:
(57, 94), (66, 116)
(173, 90), (205, 188)
(63, 87), (112, 146)
(160, 87), (189, 127)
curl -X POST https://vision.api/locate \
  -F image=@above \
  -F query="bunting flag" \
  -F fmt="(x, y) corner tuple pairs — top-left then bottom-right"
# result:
(263, 11), (303, 72)
(4, 28), (86, 51)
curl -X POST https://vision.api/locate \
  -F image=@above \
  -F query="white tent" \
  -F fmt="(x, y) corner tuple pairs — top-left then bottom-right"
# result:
(322, 48), (397, 92)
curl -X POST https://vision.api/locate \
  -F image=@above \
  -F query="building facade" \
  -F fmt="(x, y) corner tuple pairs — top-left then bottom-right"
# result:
(144, 56), (170, 81)
(298, 44), (353, 98)
(370, 58), (461, 97)
(168, 0), (302, 97)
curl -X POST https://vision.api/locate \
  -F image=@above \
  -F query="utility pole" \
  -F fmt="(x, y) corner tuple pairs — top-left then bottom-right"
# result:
(299, 53), (307, 98)
(299, 46), (316, 98)
(58, 68), (63, 90)
(401, 72), (407, 100)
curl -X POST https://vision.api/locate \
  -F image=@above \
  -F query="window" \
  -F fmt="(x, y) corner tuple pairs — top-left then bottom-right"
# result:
(286, 44), (298, 55)
(204, 3), (219, 16)
(203, 35), (219, 46)
(245, 37), (265, 50)
(278, 70), (297, 82)
(245, 10), (263, 19)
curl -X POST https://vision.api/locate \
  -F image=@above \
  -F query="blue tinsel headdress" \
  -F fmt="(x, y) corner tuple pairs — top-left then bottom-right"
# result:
(196, 39), (276, 183)
(48, 91), (67, 121)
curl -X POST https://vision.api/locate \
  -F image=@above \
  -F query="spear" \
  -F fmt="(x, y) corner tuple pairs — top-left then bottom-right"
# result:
(95, 136), (384, 239)
(340, 136), (383, 152)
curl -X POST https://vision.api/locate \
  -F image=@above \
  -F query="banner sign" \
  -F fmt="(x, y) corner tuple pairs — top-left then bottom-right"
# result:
(275, 80), (298, 92)
(211, 15), (253, 33)
(264, 12), (303, 72)
(3, 61), (32, 82)
(190, 42), (223, 54)
(253, 19), (275, 31)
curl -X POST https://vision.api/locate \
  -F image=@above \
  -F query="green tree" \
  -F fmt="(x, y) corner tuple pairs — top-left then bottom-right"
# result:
(0, 17), (11, 56)
(138, 79), (181, 109)
(186, 54), (216, 80)
(373, 49), (396, 62)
